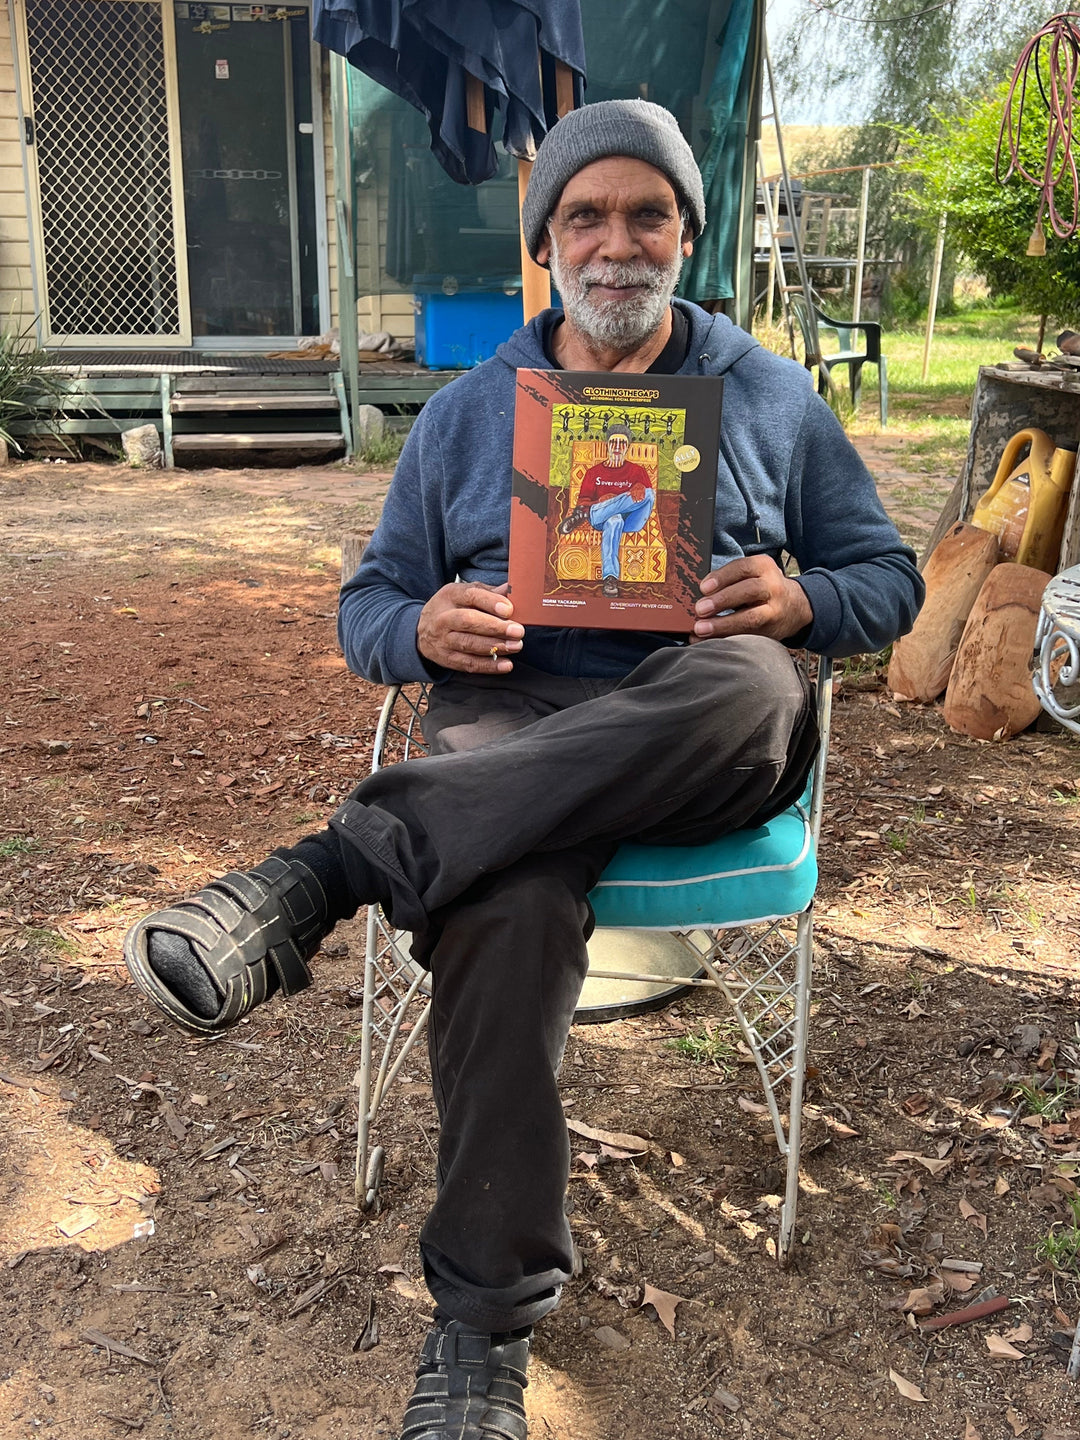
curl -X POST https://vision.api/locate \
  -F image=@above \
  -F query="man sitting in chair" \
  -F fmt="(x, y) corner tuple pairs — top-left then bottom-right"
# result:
(559, 420), (655, 597)
(123, 100), (922, 1440)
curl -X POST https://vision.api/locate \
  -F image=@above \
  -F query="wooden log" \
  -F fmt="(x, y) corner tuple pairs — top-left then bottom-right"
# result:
(465, 74), (486, 133)
(341, 532), (368, 587)
(554, 60), (575, 118)
(518, 158), (552, 323)
(888, 522), (999, 701)
(1060, 453), (1080, 571)
(920, 366), (1080, 567)
(943, 562), (1052, 739)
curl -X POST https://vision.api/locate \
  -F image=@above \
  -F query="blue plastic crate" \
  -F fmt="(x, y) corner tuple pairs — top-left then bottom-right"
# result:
(414, 290), (524, 370)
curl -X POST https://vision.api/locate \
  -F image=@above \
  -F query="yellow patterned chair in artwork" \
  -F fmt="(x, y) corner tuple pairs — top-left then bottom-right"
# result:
(554, 439), (667, 584)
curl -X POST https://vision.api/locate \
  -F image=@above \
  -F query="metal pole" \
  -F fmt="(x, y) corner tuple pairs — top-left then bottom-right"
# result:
(763, 32), (813, 308)
(921, 212), (947, 382)
(331, 54), (360, 452)
(853, 165), (870, 324)
(756, 146), (786, 339)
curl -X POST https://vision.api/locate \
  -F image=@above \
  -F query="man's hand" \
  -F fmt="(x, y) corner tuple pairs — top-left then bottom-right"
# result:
(692, 556), (813, 643)
(417, 582), (524, 673)
(629, 481), (648, 503)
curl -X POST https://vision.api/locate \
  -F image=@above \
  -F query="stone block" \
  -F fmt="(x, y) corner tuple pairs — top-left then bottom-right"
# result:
(355, 404), (384, 452)
(122, 424), (162, 468)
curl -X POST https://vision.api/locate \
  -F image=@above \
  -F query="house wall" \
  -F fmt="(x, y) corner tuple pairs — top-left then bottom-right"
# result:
(351, 107), (413, 344)
(0, 11), (417, 348)
(0, 3), (35, 328)
(3, 8), (340, 345)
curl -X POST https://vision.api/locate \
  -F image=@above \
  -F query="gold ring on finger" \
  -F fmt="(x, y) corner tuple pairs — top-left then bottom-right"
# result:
(490, 645), (500, 659)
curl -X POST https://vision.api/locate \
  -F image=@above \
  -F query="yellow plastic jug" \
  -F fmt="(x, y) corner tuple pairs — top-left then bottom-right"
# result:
(971, 428), (1075, 572)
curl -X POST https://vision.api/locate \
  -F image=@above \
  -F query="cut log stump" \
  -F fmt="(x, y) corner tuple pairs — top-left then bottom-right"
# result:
(341, 532), (368, 587)
(943, 562), (1051, 740)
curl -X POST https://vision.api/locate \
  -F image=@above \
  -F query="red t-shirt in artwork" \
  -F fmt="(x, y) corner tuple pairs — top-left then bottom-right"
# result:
(577, 459), (653, 506)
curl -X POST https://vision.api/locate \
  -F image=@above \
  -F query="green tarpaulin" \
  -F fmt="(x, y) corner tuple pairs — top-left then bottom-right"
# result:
(346, 0), (761, 307)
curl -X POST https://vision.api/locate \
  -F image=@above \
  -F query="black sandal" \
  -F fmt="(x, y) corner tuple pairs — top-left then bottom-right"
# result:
(400, 1319), (530, 1440)
(123, 853), (327, 1035)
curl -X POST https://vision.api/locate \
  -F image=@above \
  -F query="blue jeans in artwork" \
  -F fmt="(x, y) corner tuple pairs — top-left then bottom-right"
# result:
(588, 488), (655, 579)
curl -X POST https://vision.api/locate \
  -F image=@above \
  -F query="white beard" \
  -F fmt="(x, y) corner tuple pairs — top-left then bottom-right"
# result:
(548, 231), (684, 353)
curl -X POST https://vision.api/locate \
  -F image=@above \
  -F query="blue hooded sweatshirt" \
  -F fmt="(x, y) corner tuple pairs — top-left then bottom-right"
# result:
(339, 300), (923, 684)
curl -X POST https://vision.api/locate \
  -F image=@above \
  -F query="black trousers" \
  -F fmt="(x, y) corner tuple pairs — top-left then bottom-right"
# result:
(328, 638), (818, 1331)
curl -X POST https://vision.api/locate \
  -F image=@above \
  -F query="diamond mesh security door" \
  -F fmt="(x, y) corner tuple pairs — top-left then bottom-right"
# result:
(18, 0), (191, 344)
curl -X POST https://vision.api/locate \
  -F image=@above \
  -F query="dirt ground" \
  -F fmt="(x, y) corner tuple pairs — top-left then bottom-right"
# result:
(3, 455), (1080, 1440)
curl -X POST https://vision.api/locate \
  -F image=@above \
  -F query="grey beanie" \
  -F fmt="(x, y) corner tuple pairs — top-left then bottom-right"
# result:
(521, 99), (706, 262)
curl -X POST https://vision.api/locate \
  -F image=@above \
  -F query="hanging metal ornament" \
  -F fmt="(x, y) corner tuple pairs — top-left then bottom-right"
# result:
(997, 13), (1080, 253)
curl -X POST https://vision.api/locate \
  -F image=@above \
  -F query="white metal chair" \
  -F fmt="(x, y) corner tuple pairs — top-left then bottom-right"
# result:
(354, 658), (833, 1265)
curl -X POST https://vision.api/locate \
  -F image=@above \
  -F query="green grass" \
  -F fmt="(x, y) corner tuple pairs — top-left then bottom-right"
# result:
(1037, 1194), (1080, 1276)
(350, 430), (407, 470)
(23, 926), (76, 958)
(885, 803), (926, 855)
(886, 305), (1032, 394)
(839, 647), (891, 682)
(668, 1019), (739, 1072)
(1013, 1076), (1069, 1120)
(758, 300), (1039, 481)
(0, 835), (40, 858)
(868, 306), (1032, 472)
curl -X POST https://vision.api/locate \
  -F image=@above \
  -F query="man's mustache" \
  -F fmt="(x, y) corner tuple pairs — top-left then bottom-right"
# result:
(578, 263), (668, 294)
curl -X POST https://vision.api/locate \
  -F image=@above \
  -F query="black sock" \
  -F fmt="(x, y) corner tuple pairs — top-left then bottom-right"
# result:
(289, 832), (359, 927)
(146, 929), (220, 1018)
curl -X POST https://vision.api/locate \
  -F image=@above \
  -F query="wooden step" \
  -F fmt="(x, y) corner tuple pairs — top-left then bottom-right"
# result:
(171, 392), (339, 413)
(172, 374), (334, 392)
(171, 432), (345, 453)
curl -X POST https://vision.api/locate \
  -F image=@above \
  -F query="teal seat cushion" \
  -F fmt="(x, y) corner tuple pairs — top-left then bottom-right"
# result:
(588, 800), (817, 930)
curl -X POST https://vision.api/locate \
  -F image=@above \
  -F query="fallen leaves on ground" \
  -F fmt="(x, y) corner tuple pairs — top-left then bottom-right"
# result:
(1003, 1322), (1034, 1344)
(889, 1369), (929, 1403)
(593, 1325), (631, 1350)
(986, 1333), (1026, 1360)
(565, 1118), (647, 1159)
(901, 1281), (945, 1315)
(959, 1198), (988, 1236)
(885, 1150), (952, 1176)
(641, 1282), (688, 1338)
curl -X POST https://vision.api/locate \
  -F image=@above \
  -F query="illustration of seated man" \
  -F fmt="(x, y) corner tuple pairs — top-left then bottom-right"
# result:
(557, 422), (663, 597)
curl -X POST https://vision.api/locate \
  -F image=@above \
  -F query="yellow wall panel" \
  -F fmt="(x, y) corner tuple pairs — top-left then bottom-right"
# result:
(0, 188), (29, 216)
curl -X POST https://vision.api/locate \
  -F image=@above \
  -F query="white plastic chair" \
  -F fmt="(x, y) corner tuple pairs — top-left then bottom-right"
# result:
(354, 658), (833, 1265)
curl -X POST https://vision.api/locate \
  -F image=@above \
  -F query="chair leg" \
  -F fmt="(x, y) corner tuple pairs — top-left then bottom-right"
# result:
(778, 905), (815, 1265)
(878, 355), (888, 427)
(849, 360), (863, 412)
(354, 903), (431, 1210)
(355, 904), (381, 1207)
